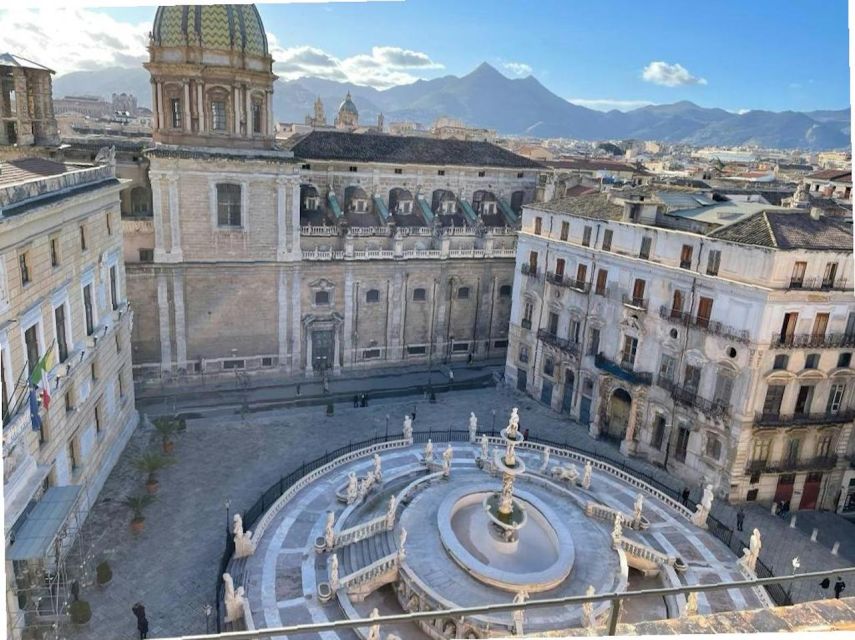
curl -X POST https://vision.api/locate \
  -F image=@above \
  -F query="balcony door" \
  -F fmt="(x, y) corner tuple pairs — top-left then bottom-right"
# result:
(632, 279), (646, 305)
(799, 472), (823, 510)
(812, 313), (829, 340)
(671, 290), (684, 318)
(780, 312), (799, 344)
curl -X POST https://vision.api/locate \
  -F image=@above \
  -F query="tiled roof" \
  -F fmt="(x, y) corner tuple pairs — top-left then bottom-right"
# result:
(289, 131), (543, 169)
(549, 158), (650, 175)
(0, 52), (53, 73)
(530, 192), (623, 221)
(0, 158), (77, 187)
(808, 169), (852, 182)
(564, 185), (597, 197)
(709, 209), (853, 250)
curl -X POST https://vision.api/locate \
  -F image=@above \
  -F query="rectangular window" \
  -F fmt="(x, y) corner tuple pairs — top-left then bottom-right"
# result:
(588, 328), (600, 356)
(706, 249), (721, 276)
(95, 403), (102, 436)
(639, 236), (652, 259)
(106, 212), (112, 235)
(713, 373), (733, 406)
(560, 221), (569, 241)
(83, 284), (94, 336)
(478, 171), (485, 177)
(19, 252), (30, 286)
(621, 335), (638, 367)
(528, 251), (538, 273)
(55, 305), (68, 363)
(554, 258), (565, 278)
(575, 263), (587, 286)
(751, 439), (770, 463)
(90, 361), (97, 382)
(812, 313), (829, 340)
(659, 354), (676, 381)
(602, 229), (613, 251)
(437, 169), (445, 176)
(822, 262), (838, 288)
(543, 356), (554, 377)
(119, 369), (125, 398)
(65, 387), (74, 414)
(684, 364), (701, 394)
(680, 244), (693, 269)
(24, 324), (40, 374)
(582, 226), (592, 247)
(115, 332), (122, 353)
(68, 439), (77, 472)
(631, 278), (646, 306)
(790, 261), (807, 288)
(50, 237), (60, 267)
(519, 345), (529, 363)
(784, 438), (800, 464)
(252, 102), (262, 134)
(349, 166), (358, 173)
(652, 416), (666, 449)
(568, 319), (580, 344)
(534, 217), (542, 235)
(773, 354), (789, 370)
(407, 345), (427, 355)
(110, 265), (118, 311)
(675, 426), (690, 462)
(595, 269), (608, 296)
(79, 225), (87, 251)
(794, 385), (814, 415)
(817, 435), (833, 458)
(216, 183), (242, 227)
(523, 302), (533, 323)
(838, 353), (852, 368)
(780, 312), (799, 344)
(139, 249), (154, 263)
(827, 383), (846, 414)
(696, 297), (714, 328)
(805, 353), (820, 369)
(762, 384), (785, 417)
(547, 311), (559, 335)
(211, 100), (226, 131)
(171, 98), (181, 128)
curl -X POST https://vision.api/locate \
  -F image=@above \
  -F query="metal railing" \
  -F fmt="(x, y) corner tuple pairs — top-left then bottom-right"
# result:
(657, 376), (730, 420)
(769, 332), (855, 349)
(545, 272), (590, 293)
(658, 306), (750, 344)
(595, 353), (653, 386)
(789, 276), (850, 291)
(520, 318), (532, 330)
(537, 329), (581, 357)
(520, 263), (540, 278)
(745, 455), (839, 474)
(754, 409), (855, 426)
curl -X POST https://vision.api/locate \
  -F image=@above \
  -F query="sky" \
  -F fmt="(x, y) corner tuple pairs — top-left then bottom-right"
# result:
(0, 0), (850, 113)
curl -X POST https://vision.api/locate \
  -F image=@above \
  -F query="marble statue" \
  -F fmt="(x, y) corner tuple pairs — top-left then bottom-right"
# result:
(398, 527), (407, 560)
(480, 434), (489, 460)
(94, 145), (116, 166)
(512, 590), (528, 636)
(551, 463), (579, 485)
(611, 514), (623, 549)
(582, 460), (593, 490)
(328, 553), (340, 591)
(739, 528), (762, 573)
(691, 484), (714, 528)
(633, 493), (644, 527)
(324, 511), (336, 550)
(539, 447), (551, 474)
(424, 439), (434, 463)
(469, 412), (478, 443)
(684, 592), (698, 617)
(366, 608), (381, 640)
(346, 472), (358, 504)
(386, 495), (397, 530)
(508, 407), (520, 438)
(442, 444), (454, 477)
(403, 415), (413, 442)
(233, 514), (256, 558)
(363, 470), (376, 494)
(373, 453), (382, 482)
(223, 573), (246, 623)
(499, 474), (514, 515)
(504, 434), (518, 467)
(357, 478), (368, 502)
(582, 585), (596, 629)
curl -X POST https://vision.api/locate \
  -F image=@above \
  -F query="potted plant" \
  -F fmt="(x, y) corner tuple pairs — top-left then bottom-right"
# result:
(153, 416), (184, 455)
(95, 560), (112, 587)
(134, 452), (174, 494)
(122, 494), (155, 533)
(68, 600), (91, 625)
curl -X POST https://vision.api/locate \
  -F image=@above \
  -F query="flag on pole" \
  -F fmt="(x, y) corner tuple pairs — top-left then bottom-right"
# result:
(28, 349), (54, 410)
(28, 385), (42, 431)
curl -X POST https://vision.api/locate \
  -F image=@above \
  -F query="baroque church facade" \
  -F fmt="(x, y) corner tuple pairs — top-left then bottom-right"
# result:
(128, 4), (539, 381)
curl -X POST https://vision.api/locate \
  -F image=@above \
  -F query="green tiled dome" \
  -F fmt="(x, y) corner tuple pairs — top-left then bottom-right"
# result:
(152, 4), (268, 56)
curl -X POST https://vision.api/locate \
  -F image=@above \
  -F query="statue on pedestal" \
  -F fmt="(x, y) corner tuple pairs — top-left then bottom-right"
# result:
(691, 484), (714, 528)
(223, 573), (246, 623)
(499, 474), (514, 515)
(611, 514), (623, 549)
(328, 553), (340, 591)
(480, 434), (489, 460)
(398, 527), (407, 560)
(468, 412), (478, 443)
(403, 415), (413, 442)
(386, 495), (397, 530)
(324, 511), (336, 550)
(373, 453), (382, 482)
(582, 585), (596, 629)
(367, 608), (381, 640)
(442, 444), (454, 477)
(739, 528), (762, 573)
(233, 514), (257, 558)
(633, 493), (644, 528)
(539, 447), (551, 474)
(424, 439), (434, 464)
(582, 460), (593, 490)
(507, 408), (520, 438)
(512, 590), (528, 636)
(346, 472), (358, 504)
(684, 592), (698, 617)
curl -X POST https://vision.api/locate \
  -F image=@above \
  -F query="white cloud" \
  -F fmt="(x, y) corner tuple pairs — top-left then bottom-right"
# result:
(502, 61), (532, 77)
(641, 61), (707, 87)
(568, 98), (656, 112)
(268, 36), (444, 89)
(0, 8), (149, 76)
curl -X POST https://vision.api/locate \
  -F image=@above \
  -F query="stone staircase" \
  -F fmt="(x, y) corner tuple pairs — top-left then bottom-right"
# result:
(340, 529), (398, 577)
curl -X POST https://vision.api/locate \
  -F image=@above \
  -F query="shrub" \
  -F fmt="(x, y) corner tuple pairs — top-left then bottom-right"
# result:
(69, 600), (91, 625)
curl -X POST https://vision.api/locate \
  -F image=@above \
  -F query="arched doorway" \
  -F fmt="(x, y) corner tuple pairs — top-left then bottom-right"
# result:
(606, 388), (632, 442)
(562, 369), (575, 413)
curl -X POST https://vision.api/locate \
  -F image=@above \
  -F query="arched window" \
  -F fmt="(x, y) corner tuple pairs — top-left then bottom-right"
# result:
(457, 287), (470, 299)
(705, 434), (722, 461)
(671, 290), (684, 317)
(216, 184), (242, 227)
(130, 186), (152, 216)
(365, 289), (380, 303)
(499, 284), (512, 297)
(413, 288), (426, 302)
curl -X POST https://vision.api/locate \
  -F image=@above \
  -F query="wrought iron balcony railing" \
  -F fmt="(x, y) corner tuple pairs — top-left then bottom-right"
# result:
(658, 306), (751, 344)
(754, 408), (855, 427)
(656, 376), (730, 420)
(769, 332), (855, 350)
(545, 272), (590, 293)
(746, 455), (839, 474)
(520, 263), (540, 278)
(595, 352), (653, 386)
(520, 318), (532, 330)
(537, 329), (581, 357)
(788, 276), (849, 291)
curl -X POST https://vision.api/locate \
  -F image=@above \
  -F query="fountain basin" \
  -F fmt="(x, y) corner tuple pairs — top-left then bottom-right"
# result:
(437, 485), (575, 592)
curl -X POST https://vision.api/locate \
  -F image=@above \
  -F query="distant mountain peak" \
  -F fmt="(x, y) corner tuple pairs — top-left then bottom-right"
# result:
(469, 61), (503, 77)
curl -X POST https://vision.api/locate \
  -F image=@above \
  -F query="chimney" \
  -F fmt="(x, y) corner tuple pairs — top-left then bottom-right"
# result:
(810, 207), (823, 220)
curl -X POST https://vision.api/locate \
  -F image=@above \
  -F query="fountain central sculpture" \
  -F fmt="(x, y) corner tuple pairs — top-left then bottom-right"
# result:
(483, 408), (528, 542)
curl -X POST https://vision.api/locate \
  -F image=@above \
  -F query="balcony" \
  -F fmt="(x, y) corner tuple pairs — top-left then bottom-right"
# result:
(754, 408), (855, 427)
(520, 264), (542, 280)
(746, 455), (839, 474)
(595, 352), (653, 386)
(537, 329), (581, 357)
(622, 294), (648, 311)
(768, 332), (855, 350)
(788, 276), (850, 291)
(659, 306), (750, 344)
(657, 376), (730, 420)
(545, 272), (590, 293)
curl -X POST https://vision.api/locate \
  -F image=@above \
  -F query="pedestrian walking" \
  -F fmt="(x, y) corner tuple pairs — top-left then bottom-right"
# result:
(353, 394), (359, 408)
(523, 428), (530, 440)
(360, 393), (367, 407)
(834, 577), (846, 599)
(681, 487), (690, 506)
(132, 602), (149, 640)
(736, 507), (745, 532)
(467, 353), (473, 366)
(296, 383), (301, 396)
(448, 368), (454, 382)
(323, 377), (329, 393)
(411, 411), (416, 423)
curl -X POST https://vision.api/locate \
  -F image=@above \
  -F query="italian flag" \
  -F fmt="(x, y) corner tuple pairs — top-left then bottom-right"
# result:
(28, 350), (54, 410)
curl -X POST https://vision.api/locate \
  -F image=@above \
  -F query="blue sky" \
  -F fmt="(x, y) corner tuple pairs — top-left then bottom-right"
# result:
(2, 0), (849, 112)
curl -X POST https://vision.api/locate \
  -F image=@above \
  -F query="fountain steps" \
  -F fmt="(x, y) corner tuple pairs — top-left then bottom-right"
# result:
(341, 530), (396, 576)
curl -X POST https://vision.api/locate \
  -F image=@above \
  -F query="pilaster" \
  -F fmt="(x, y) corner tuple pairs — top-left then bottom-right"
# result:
(343, 269), (354, 367)
(152, 175), (167, 261)
(166, 175), (183, 262)
(172, 270), (187, 367)
(277, 267), (289, 370)
(290, 181), (302, 260)
(276, 177), (288, 260)
(156, 271), (172, 372)
(291, 267), (303, 373)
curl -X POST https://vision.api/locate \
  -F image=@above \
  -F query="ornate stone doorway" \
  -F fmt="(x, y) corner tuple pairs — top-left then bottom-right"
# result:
(605, 388), (632, 442)
(312, 330), (334, 372)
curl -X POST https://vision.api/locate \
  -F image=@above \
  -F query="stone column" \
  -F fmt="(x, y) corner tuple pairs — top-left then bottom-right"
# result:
(333, 326), (342, 374)
(172, 271), (187, 368)
(156, 82), (165, 134)
(156, 272), (173, 372)
(233, 86), (241, 135)
(197, 83), (205, 133)
(151, 176), (167, 261)
(183, 82), (191, 131)
(13, 69), (33, 145)
(267, 89), (274, 135)
(343, 269), (354, 367)
(276, 177), (288, 260)
(167, 175), (183, 261)
(277, 267), (289, 371)
(291, 269), (304, 374)
(305, 328), (313, 377)
(290, 181), (301, 260)
(245, 84), (252, 136)
(151, 81), (159, 130)
(620, 389), (644, 456)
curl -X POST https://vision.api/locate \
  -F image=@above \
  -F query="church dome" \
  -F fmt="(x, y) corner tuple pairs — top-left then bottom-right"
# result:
(152, 5), (269, 57)
(338, 92), (359, 116)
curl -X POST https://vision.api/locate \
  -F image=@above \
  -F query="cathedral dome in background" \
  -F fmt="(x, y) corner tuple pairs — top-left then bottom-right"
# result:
(151, 4), (268, 57)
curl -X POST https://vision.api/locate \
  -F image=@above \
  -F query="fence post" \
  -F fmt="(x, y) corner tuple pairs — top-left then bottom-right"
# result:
(607, 597), (622, 635)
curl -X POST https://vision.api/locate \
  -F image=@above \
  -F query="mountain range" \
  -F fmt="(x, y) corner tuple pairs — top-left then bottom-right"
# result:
(53, 62), (851, 150)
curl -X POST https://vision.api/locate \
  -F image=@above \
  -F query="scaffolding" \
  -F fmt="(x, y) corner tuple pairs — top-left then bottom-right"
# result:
(6, 483), (94, 640)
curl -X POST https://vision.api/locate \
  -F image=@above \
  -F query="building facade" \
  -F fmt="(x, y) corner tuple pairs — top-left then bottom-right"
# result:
(125, 5), (538, 381)
(0, 53), (59, 147)
(1, 155), (137, 637)
(506, 188), (855, 513)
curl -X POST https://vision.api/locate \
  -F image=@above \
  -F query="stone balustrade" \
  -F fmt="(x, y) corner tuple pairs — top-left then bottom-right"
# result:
(334, 514), (391, 549)
(340, 552), (400, 600)
(0, 163), (115, 212)
(619, 538), (675, 567)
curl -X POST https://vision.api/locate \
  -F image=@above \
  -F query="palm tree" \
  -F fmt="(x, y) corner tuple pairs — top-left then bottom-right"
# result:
(134, 452), (174, 494)
(122, 494), (155, 533)
(153, 416), (185, 454)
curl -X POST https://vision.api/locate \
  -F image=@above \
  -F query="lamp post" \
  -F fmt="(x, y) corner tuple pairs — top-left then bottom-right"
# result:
(204, 604), (212, 633)
(225, 498), (231, 535)
(491, 409), (497, 434)
(385, 414), (390, 439)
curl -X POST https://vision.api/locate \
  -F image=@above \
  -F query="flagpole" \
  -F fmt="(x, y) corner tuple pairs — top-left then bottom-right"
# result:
(4, 339), (57, 421)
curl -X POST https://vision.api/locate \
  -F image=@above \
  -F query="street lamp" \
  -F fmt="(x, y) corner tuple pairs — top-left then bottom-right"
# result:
(385, 414), (390, 439)
(225, 498), (231, 534)
(491, 409), (497, 434)
(204, 604), (213, 633)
